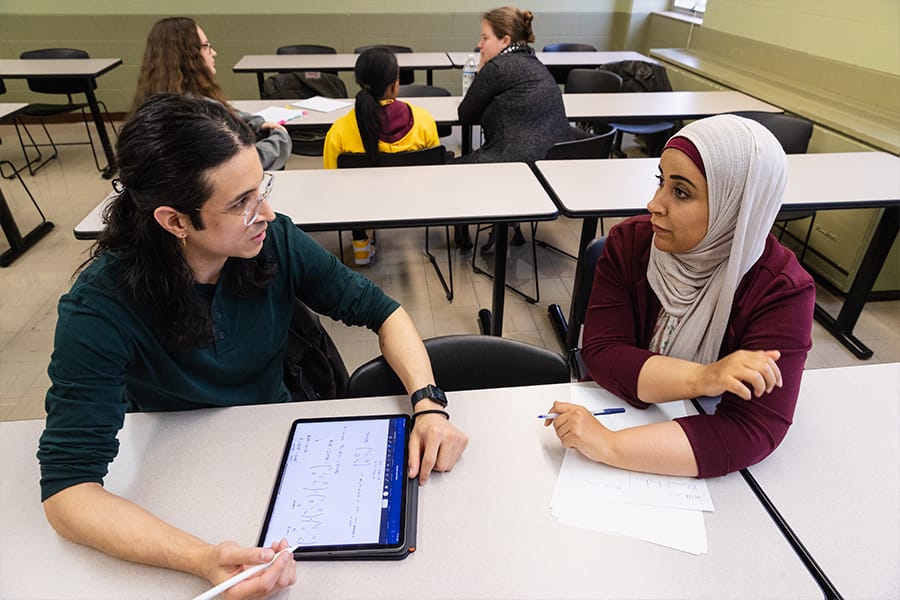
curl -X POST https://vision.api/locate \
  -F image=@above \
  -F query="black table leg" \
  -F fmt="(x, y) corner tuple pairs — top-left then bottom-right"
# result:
(813, 205), (899, 359)
(256, 72), (266, 97)
(1, 188), (54, 267)
(550, 216), (599, 352)
(83, 84), (116, 179)
(478, 223), (510, 336)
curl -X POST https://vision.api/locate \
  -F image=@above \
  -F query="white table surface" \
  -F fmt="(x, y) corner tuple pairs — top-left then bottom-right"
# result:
(0, 102), (28, 120)
(0, 57), (122, 78)
(0, 382), (822, 599)
(562, 90), (781, 120)
(447, 50), (652, 67)
(536, 151), (900, 217)
(233, 53), (453, 72)
(232, 95), (461, 127)
(75, 162), (555, 237)
(235, 89), (780, 129)
(747, 363), (900, 600)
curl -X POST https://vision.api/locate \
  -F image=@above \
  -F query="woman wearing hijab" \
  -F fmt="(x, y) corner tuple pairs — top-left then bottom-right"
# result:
(545, 115), (816, 478)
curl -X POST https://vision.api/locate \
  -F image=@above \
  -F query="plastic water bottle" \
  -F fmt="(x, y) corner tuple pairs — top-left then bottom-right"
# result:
(462, 54), (478, 96)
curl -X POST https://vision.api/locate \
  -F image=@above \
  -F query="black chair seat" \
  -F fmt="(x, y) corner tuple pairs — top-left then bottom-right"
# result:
(22, 102), (90, 117)
(347, 334), (570, 397)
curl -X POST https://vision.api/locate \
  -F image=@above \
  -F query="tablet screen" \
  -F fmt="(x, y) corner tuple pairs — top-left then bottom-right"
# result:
(259, 415), (409, 552)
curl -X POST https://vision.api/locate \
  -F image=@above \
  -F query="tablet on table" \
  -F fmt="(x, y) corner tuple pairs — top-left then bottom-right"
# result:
(258, 414), (417, 560)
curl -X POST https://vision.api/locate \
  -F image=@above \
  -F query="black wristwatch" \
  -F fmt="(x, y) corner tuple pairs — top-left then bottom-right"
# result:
(410, 384), (448, 408)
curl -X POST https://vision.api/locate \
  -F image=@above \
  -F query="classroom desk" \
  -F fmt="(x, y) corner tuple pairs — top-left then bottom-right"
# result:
(0, 102), (54, 266)
(231, 96), (461, 129)
(236, 90), (780, 130)
(745, 363), (900, 599)
(534, 152), (900, 360)
(447, 50), (652, 67)
(0, 58), (121, 179)
(73, 163), (557, 337)
(233, 53), (454, 93)
(0, 381), (823, 599)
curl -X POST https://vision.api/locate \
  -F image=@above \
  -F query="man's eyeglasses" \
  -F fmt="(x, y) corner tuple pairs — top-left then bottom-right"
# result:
(197, 172), (273, 227)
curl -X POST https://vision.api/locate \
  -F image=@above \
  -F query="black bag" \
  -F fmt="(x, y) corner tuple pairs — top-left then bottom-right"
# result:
(262, 71), (349, 156)
(283, 299), (349, 401)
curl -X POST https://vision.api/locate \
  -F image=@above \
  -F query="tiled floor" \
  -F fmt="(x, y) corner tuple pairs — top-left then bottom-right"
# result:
(1, 122), (897, 421)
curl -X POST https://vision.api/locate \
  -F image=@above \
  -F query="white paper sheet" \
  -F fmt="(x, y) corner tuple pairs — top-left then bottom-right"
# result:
(291, 96), (353, 112)
(549, 385), (711, 554)
(253, 106), (306, 124)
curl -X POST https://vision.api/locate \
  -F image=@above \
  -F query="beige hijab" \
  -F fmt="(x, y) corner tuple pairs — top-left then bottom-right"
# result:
(646, 114), (788, 364)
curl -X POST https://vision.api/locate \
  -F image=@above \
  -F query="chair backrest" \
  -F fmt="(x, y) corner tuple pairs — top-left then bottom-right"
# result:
(354, 44), (414, 84)
(337, 145), (448, 169)
(542, 43), (598, 52)
(731, 111), (813, 154)
(398, 84), (451, 98)
(571, 237), (607, 379)
(346, 334), (570, 398)
(565, 68), (622, 94)
(397, 85), (452, 137)
(573, 237), (607, 332)
(21, 48), (94, 96)
(277, 44), (337, 55)
(545, 129), (616, 160)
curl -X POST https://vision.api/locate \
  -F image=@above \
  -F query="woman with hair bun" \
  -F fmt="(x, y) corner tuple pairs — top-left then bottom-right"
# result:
(324, 47), (441, 263)
(457, 6), (580, 250)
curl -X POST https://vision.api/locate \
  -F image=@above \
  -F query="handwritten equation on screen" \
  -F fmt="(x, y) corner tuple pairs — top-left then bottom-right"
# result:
(265, 419), (390, 547)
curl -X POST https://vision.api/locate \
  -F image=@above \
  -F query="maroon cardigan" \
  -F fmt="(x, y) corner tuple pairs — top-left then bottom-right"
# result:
(582, 215), (815, 477)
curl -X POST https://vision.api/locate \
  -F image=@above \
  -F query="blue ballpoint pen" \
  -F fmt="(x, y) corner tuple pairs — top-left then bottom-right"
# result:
(537, 407), (625, 419)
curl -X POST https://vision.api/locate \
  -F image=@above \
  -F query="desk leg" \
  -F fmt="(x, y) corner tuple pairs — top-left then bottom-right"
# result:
(478, 223), (510, 336)
(426, 69), (433, 86)
(813, 205), (899, 359)
(0, 188), (54, 267)
(256, 73), (266, 97)
(83, 84), (117, 179)
(461, 126), (472, 155)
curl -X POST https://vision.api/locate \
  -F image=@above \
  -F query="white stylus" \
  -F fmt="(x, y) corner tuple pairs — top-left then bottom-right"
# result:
(191, 548), (294, 600)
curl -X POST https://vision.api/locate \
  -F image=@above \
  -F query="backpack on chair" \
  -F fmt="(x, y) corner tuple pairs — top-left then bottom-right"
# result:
(261, 71), (348, 156)
(283, 298), (349, 401)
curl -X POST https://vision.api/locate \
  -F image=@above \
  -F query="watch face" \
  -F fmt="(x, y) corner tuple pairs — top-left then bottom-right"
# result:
(413, 385), (448, 407)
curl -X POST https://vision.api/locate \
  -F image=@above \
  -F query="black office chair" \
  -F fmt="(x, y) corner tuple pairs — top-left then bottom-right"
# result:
(354, 45), (415, 85)
(346, 334), (570, 398)
(565, 68), (623, 134)
(546, 237), (606, 379)
(337, 146), (456, 301)
(528, 127), (617, 266)
(542, 42), (598, 85)
(733, 111), (816, 262)
(15, 48), (117, 176)
(276, 44), (338, 75)
(398, 84), (453, 138)
(602, 60), (677, 158)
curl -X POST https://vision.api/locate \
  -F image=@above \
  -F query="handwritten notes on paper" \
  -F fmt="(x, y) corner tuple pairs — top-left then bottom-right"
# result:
(550, 385), (713, 554)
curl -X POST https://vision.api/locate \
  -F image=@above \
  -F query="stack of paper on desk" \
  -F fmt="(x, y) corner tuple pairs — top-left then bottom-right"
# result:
(550, 386), (713, 554)
(291, 96), (352, 112)
(252, 106), (306, 124)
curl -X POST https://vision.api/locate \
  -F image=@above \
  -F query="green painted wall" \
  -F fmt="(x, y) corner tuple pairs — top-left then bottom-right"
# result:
(704, 0), (900, 76)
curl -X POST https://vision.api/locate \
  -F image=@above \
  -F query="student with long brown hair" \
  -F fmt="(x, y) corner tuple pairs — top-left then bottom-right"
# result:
(133, 17), (292, 171)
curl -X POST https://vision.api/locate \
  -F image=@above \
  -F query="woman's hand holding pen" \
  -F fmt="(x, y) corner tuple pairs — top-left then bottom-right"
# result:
(206, 538), (296, 600)
(543, 401), (613, 463)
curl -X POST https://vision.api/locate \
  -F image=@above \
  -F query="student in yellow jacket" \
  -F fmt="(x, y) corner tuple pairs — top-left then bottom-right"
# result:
(323, 47), (439, 264)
